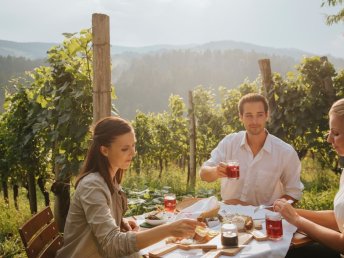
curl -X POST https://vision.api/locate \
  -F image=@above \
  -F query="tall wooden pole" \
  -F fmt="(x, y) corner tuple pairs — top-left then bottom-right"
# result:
(320, 56), (336, 101)
(92, 13), (111, 123)
(188, 90), (196, 191)
(258, 59), (276, 117)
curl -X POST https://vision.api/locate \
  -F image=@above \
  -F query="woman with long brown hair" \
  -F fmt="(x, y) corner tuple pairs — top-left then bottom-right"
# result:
(56, 117), (203, 258)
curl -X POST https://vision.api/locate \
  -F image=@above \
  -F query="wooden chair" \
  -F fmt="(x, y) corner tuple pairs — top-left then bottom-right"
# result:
(19, 206), (63, 258)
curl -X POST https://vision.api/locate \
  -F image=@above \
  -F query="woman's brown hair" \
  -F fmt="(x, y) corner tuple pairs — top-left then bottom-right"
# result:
(76, 116), (134, 195)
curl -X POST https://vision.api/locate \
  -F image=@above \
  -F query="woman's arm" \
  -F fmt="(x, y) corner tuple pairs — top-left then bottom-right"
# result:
(296, 209), (339, 231)
(135, 219), (205, 250)
(295, 216), (344, 254)
(274, 199), (344, 254)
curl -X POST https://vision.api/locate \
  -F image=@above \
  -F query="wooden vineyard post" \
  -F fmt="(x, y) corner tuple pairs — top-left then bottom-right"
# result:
(188, 90), (196, 191)
(258, 59), (277, 116)
(92, 13), (112, 123)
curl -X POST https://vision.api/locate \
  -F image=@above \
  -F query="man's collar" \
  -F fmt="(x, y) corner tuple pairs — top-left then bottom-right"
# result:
(262, 130), (272, 154)
(240, 129), (272, 154)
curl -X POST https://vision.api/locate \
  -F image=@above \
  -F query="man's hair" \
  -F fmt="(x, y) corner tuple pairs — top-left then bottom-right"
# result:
(329, 98), (344, 118)
(238, 93), (269, 115)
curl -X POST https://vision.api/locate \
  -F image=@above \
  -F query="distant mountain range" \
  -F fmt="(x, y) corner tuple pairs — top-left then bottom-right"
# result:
(1, 39), (344, 119)
(1, 39), (344, 65)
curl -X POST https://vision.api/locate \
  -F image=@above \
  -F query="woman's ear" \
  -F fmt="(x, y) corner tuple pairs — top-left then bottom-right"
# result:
(100, 146), (108, 157)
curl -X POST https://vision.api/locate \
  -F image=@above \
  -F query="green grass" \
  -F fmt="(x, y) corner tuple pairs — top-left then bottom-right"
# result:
(0, 187), (54, 258)
(124, 165), (221, 197)
(0, 157), (340, 257)
(297, 157), (339, 210)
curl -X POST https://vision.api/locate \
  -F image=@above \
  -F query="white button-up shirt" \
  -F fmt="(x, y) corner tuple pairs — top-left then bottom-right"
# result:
(202, 131), (303, 205)
(334, 170), (344, 233)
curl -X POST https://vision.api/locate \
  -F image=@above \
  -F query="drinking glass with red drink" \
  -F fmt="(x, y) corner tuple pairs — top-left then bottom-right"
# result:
(265, 212), (283, 240)
(164, 193), (176, 212)
(226, 160), (240, 179)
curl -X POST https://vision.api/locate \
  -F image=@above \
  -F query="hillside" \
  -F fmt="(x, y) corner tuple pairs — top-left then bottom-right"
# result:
(113, 49), (298, 119)
(2, 38), (344, 66)
(0, 40), (54, 59)
(1, 39), (344, 118)
(0, 56), (44, 111)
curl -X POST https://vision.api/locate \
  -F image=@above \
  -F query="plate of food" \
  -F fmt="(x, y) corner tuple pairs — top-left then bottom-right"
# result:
(166, 226), (219, 245)
(145, 212), (168, 226)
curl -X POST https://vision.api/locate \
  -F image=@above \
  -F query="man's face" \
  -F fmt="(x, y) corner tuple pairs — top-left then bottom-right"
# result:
(240, 101), (268, 136)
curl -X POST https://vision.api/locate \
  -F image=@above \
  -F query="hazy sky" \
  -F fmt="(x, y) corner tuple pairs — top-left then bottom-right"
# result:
(1, 0), (344, 57)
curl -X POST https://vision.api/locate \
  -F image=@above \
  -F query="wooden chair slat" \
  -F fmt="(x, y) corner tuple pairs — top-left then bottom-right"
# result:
(18, 206), (63, 258)
(39, 235), (64, 258)
(26, 221), (59, 258)
(19, 206), (54, 245)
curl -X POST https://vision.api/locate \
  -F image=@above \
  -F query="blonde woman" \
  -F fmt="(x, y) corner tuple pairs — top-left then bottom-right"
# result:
(274, 99), (344, 258)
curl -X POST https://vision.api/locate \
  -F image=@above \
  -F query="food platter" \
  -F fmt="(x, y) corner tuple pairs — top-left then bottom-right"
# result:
(144, 212), (169, 226)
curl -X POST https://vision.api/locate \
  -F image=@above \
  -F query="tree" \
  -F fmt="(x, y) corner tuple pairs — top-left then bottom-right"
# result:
(322, 0), (344, 25)
(166, 95), (188, 169)
(151, 113), (171, 178)
(193, 86), (225, 165)
(12, 30), (94, 230)
(1, 80), (46, 213)
(263, 57), (341, 169)
(132, 111), (155, 174)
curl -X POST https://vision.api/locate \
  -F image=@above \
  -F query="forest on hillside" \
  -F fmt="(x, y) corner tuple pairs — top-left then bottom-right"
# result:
(1, 44), (344, 119)
(0, 56), (44, 110)
(112, 49), (298, 119)
(113, 49), (342, 119)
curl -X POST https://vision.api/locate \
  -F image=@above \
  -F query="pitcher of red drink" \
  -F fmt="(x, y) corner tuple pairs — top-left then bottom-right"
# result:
(265, 212), (283, 240)
(226, 160), (240, 180)
(164, 193), (176, 212)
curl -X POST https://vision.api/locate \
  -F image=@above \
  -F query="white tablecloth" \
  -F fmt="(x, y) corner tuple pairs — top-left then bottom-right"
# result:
(140, 201), (297, 258)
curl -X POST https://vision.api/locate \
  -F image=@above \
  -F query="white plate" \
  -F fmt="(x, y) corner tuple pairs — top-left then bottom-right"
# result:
(145, 217), (168, 226)
(144, 213), (169, 225)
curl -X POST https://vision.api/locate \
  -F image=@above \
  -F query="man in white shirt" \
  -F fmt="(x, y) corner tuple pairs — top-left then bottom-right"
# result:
(199, 93), (303, 206)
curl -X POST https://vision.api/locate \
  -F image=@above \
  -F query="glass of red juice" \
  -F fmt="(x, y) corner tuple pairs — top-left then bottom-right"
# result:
(226, 160), (240, 179)
(265, 212), (283, 240)
(164, 193), (176, 212)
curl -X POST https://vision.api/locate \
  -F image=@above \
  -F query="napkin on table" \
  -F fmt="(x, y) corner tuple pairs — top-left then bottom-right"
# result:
(174, 196), (220, 221)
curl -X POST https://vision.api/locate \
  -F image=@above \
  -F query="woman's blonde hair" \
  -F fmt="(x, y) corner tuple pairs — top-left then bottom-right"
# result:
(329, 98), (344, 118)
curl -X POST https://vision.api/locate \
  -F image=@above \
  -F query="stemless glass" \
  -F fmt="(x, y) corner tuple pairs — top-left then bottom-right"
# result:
(226, 160), (240, 180)
(265, 212), (283, 240)
(164, 193), (176, 212)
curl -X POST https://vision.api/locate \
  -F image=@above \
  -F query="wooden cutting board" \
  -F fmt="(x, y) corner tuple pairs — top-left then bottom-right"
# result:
(291, 230), (313, 248)
(148, 243), (217, 257)
(200, 233), (253, 258)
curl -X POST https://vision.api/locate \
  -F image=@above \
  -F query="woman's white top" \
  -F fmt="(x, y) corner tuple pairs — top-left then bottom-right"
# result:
(334, 170), (344, 233)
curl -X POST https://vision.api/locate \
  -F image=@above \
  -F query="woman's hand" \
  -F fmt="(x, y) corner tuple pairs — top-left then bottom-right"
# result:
(121, 218), (139, 232)
(273, 199), (300, 227)
(128, 219), (139, 231)
(168, 219), (206, 238)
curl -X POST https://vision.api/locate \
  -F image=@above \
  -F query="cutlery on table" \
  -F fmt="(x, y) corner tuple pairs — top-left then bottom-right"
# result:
(253, 199), (294, 213)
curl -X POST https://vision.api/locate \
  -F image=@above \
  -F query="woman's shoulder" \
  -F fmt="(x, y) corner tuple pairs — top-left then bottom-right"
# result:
(77, 172), (108, 189)
(74, 172), (113, 201)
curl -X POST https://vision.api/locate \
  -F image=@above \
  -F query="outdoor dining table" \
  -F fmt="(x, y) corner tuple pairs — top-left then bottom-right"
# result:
(134, 198), (312, 258)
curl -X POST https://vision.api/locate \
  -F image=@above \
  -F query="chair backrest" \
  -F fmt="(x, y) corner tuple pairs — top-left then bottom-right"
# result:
(19, 206), (63, 258)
